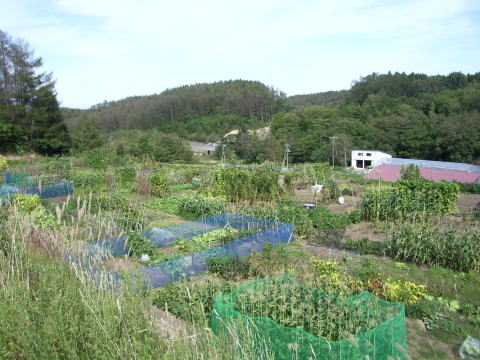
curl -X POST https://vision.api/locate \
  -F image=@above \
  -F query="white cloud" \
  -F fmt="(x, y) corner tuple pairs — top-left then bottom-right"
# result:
(1, 0), (479, 107)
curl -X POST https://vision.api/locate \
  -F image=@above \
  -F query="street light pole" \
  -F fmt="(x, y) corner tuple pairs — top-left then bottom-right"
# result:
(329, 137), (337, 167)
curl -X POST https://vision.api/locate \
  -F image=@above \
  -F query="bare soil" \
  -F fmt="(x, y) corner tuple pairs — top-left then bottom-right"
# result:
(149, 306), (189, 340)
(458, 193), (480, 213)
(345, 221), (388, 242)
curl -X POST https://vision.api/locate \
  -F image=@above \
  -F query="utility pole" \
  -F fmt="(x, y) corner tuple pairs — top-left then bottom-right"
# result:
(221, 145), (226, 165)
(282, 144), (290, 171)
(329, 137), (337, 167)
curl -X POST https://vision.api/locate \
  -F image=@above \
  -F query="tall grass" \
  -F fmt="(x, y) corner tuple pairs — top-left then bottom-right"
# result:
(0, 202), (282, 359)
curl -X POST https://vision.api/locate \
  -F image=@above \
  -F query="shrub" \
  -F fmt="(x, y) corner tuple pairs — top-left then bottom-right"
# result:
(83, 149), (112, 170)
(150, 170), (168, 197)
(382, 278), (427, 304)
(387, 224), (480, 272)
(348, 209), (362, 224)
(116, 165), (136, 187)
(177, 195), (226, 219)
(309, 206), (350, 246)
(13, 193), (41, 213)
(0, 156), (8, 171)
(400, 164), (420, 180)
(206, 256), (251, 280)
(67, 169), (105, 191)
(126, 232), (156, 258)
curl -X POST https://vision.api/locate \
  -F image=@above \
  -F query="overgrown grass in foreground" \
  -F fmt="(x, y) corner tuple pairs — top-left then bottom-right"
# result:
(0, 209), (277, 360)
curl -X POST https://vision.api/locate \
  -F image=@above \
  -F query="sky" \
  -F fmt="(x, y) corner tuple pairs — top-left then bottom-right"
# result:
(1, 0), (480, 109)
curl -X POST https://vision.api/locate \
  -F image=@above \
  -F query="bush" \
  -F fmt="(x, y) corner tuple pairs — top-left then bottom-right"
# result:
(83, 149), (112, 170)
(400, 164), (421, 180)
(0, 156), (8, 171)
(177, 195), (226, 219)
(150, 170), (168, 197)
(206, 256), (251, 280)
(126, 232), (156, 258)
(13, 193), (41, 213)
(388, 224), (480, 272)
(116, 165), (136, 187)
(67, 169), (105, 191)
(309, 206), (350, 246)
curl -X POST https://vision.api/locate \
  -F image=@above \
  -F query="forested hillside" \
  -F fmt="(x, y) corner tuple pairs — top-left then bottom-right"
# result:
(286, 90), (348, 108)
(223, 72), (480, 164)
(64, 80), (286, 142)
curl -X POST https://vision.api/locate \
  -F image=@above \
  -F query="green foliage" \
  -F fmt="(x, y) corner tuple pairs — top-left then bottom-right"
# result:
(143, 196), (182, 214)
(152, 281), (234, 325)
(71, 117), (104, 153)
(388, 223), (480, 272)
(400, 164), (421, 180)
(83, 149), (113, 170)
(13, 193), (41, 213)
(174, 227), (237, 253)
(321, 178), (340, 202)
(309, 206), (351, 246)
(229, 276), (395, 342)
(456, 182), (480, 194)
(206, 256), (251, 280)
(150, 170), (168, 197)
(34, 212), (58, 230)
(67, 169), (105, 191)
(176, 195), (226, 219)
(360, 179), (459, 222)
(0, 156), (8, 171)
(126, 232), (156, 258)
(209, 165), (282, 202)
(346, 237), (385, 255)
(116, 165), (136, 187)
(348, 209), (362, 224)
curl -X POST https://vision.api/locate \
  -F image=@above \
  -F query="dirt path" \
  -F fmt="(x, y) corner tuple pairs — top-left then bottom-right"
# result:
(458, 193), (480, 212)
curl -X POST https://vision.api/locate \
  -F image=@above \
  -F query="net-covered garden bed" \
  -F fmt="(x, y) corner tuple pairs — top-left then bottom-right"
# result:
(2, 171), (74, 199)
(211, 275), (407, 360)
(88, 213), (293, 288)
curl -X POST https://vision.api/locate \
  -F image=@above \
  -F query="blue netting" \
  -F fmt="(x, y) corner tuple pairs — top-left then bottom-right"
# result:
(2, 172), (74, 199)
(144, 223), (293, 288)
(86, 213), (293, 288)
(88, 213), (283, 257)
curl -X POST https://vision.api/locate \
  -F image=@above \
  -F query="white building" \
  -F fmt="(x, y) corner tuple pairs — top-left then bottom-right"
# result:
(351, 149), (392, 170)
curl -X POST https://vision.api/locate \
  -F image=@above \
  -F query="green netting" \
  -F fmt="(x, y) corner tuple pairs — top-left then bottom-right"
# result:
(211, 275), (407, 360)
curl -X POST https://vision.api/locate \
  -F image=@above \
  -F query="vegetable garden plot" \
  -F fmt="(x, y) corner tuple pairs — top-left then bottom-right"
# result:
(212, 275), (407, 360)
(2, 171), (74, 199)
(87, 213), (293, 288)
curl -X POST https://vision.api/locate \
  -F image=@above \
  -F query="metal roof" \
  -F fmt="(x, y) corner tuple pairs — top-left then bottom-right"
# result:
(352, 149), (392, 154)
(378, 158), (480, 173)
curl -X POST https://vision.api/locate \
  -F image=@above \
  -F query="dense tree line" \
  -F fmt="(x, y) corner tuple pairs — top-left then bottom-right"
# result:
(64, 80), (286, 142)
(0, 30), (70, 154)
(286, 90), (348, 109)
(221, 72), (480, 164)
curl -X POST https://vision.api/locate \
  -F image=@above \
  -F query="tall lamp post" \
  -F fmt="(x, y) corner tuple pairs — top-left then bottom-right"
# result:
(329, 137), (337, 167)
